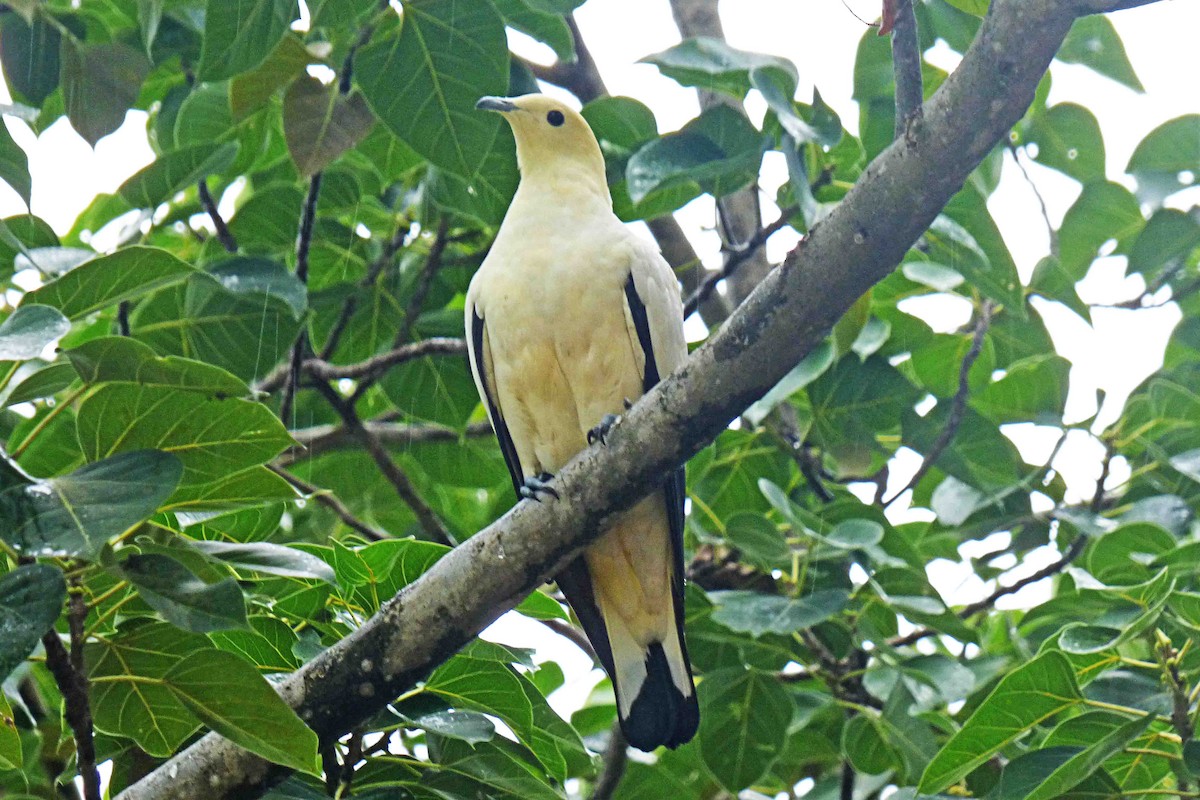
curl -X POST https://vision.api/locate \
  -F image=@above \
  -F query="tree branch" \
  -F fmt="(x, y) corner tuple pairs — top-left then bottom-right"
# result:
(116, 2), (1088, 795)
(43, 622), (101, 800)
(883, 300), (994, 507)
(589, 722), (628, 800)
(890, 0), (924, 136)
(280, 173), (323, 423)
(682, 207), (796, 319)
(266, 465), (389, 541)
(277, 419), (493, 466)
(319, 220), (411, 362)
(198, 178), (238, 253)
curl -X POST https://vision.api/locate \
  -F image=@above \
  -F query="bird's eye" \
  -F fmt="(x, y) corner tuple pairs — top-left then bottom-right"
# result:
(546, 110), (565, 127)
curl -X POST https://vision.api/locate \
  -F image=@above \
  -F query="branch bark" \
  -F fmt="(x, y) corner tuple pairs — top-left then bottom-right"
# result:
(116, 2), (1090, 796)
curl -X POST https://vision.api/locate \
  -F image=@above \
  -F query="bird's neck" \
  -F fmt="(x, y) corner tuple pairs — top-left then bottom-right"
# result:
(512, 146), (613, 218)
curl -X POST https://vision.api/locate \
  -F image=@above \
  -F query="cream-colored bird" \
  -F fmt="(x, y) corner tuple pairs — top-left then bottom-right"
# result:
(466, 94), (697, 751)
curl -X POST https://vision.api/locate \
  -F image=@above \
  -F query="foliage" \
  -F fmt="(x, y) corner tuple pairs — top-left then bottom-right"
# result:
(0, 1), (1195, 799)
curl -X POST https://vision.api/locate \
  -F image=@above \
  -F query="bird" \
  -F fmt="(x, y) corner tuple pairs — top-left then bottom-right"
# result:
(465, 93), (698, 751)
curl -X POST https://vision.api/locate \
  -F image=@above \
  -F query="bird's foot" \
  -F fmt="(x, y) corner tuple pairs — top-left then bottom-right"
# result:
(519, 472), (559, 502)
(587, 414), (621, 446)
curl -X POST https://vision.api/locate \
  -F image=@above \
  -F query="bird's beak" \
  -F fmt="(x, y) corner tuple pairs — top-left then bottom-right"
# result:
(476, 96), (518, 113)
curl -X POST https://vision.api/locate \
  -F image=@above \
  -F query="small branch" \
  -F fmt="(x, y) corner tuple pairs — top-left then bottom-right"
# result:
(589, 721), (628, 800)
(1154, 632), (1193, 796)
(117, 302), (131, 336)
(267, 465), (389, 541)
(538, 618), (598, 664)
(313, 381), (455, 546)
(280, 173), (323, 424)
(277, 419), (493, 466)
(198, 178), (238, 253)
(883, 300), (994, 507)
(1008, 144), (1058, 256)
(319, 221), (412, 362)
(519, 16), (606, 103)
(840, 760), (855, 800)
(890, 0), (924, 136)
(258, 339), (466, 394)
(682, 207), (796, 319)
(395, 217), (450, 347)
(42, 624), (101, 800)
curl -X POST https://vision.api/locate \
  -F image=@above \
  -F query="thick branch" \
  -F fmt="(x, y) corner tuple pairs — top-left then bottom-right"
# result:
(890, 0), (924, 136)
(117, 2), (1084, 796)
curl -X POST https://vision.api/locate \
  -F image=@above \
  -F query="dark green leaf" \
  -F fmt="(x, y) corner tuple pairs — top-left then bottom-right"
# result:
(697, 667), (793, 792)
(118, 143), (239, 209)
(0, 304), (69, 360)
(0, 118), (31, 206)
(6, 360), (77, 405)
(1059, 181), (1144, 278)
(283, 77), (375, 176)
(0, 564), (65, 682)
(67, 336), (250, 396)
(189, 540), (336, 584)
(723, 512), (790, 569)
(1058, 16), (1142, 92)
(62, 42), (150, 147)
(1058, 569), (1173, 655)
(356, 0), (508, 180)
(120, 553), (248, 632)
(403, 709), (495, 744)
(0, 450), (181, 558)
(1127, 208), (1200, 279)
(642, 37), (798, 100)
(1026, 103), (1105, 182)
(230, 33), (313, 121)
(919, 651), (1083, 794)
(197, 0), (298, 81)
(163, 648), (319, 773)
(742, 341), (833, 426)
(86, 621), (207, 756)
(972, 353), (1070, 424)
(23, 246), (197, 319)
(709, 589), (848, 637)
(209, 257), (307, 318)
(493, 0), (574, 62)
(76, 384), (293, 485)
(0, 14), (60, 105)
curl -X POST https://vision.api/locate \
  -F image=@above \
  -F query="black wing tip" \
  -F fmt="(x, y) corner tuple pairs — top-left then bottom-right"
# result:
(619, 643), (699, 752)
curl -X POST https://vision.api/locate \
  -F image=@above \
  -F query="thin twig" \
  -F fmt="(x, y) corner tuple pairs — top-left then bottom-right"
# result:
(116, 302), (131, 336)
(258, 338), (466, 394)
(890, 0), (924, 136)
(538, 618), (598, 664)
(840, 760), (855, 800)
(682, 207), (797, 319)
(589, 722), (628, 800)
(313, 381), (455, 546)
(319, 221), (412, 362)
(198, 178), (238, 253)
(883, 300), (994, 507)
(280, 173), (323, 423)
(42, 625), (101, 800)
(1008, 144), (1058, 256)
(277, 419), (493, 467)
(395, 217), (450, 346)
(267, 465), (388, 541)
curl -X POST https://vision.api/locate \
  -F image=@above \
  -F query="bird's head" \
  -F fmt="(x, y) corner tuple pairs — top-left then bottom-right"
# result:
(477, 94), (608, 197)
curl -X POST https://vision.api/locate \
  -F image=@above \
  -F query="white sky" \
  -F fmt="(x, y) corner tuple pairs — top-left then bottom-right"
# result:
(1, 0), (1196, 748)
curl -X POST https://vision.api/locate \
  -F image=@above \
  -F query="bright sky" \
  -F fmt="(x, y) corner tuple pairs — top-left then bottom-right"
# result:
(1, 0), (1196, 744)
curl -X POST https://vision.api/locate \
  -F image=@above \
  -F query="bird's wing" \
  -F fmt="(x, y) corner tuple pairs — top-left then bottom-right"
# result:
(467, 305), (525, 497)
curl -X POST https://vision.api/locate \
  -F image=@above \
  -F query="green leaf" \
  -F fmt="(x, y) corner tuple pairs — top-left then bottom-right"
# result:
(23, 246), (198, 319)
(1058, 16), (1143, 92)
(742, 341), (833, 426)
(642, 37), (798, 100)
(1127, 114), (1199, 183)
(1059, 181), (1145, 278)
(85, 621), (207, 756)
(0, 450), (181, 559)
(61, 42), (150, 147)
(67, 336), (250, 396)
(994, 715), (1152, 800)
(1127, 209), (1200, 278)
(402, 709), (495, 744)
(382, 354), (479, 428)
(14, 246), (95, 276)
(76, 384), (293, 485)
(709, 589), (848, 637)
(514, 589), (568, 621)
(0, 691), (21, 768)
(493, 0), (574, 62)
(0, 14), (61, 105)
(752, 67), (839, 148)
(902, 261), (964, 292)
(626, 105), (764, 204)
(120, 553), (248, 633)
(356, 0), (508, 180)
(6, 360), (77, 405)
(283, 77), (375, 176)
(919, 651), (1083, 794)
(118, 142), (240, 209)
(697, 667), (793, 792)
(1058, 569), (1173, 655)
(230, 33), (313, 121)
(0, 305), (69, 360)
(723, 512), (790, 569)
(0, 117), (31, 207)
(197, 0), (298, 81)
(209, 257), (307, 318)
(188, 540), (336, 584)
(972, 353), (1070, 424)
(426, 736), (565, 800)
(1170, 448), (1200, 484)
(0, 563), (65, 682)
(1026, 103), (1105, 182)
(163, 649), (319, 773)
(827, 518), (884, 549)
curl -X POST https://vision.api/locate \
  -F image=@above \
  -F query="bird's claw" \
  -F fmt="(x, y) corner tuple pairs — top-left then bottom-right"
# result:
(519, 472), (559, 502)
(587, 413), (621, 446)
